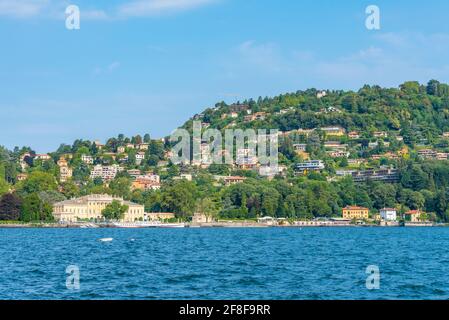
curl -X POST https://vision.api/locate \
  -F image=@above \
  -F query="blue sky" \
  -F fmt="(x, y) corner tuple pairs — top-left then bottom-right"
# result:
(1, 0), (449, 152)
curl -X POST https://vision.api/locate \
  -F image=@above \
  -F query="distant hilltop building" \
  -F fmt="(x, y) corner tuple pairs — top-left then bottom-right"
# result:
(52, 194), (145, 222)
(229, 103), (249, 113)
(35, 154), (51, 161)
(316, 91), (327, 99)
(90, 164), (124, 181)
(57, 157), (72, 182)
(132, 174), (161, 191)
(351, 167), (399, 183)
(295, 160), (325, 174)
(320, 126), (346, 136)
(81, 154), (94, 164)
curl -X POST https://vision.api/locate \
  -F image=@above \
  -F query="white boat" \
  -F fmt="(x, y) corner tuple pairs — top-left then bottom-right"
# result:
(112, 222), (185, 228)
(112, 222), (152, 228)
(157, 223), (185, 228)
(99, 238), (114, 242)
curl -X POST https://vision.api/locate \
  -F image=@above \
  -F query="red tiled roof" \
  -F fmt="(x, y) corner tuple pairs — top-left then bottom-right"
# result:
(405, 210), (421, 215)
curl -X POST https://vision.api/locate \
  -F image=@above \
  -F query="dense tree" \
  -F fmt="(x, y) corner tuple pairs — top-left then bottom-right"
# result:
(161, 180), (197, 217)
(17, 171), (57, 195)
(20, 193), (53, 222)
(102, 200), (128, 221)
(0, 193), (22, 221)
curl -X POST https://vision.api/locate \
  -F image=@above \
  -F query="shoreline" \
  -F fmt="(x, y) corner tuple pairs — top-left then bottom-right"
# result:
(0, 222), (444, 229)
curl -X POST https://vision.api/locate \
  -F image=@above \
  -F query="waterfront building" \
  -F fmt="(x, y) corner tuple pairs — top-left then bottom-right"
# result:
(146, 212), (175, 221)
(52, 194), (145, 222)
(380, 208), (397, 221)
(342, 206), (369, 220)
(405, 210), (426, 223)
(191, 212), (210, 224)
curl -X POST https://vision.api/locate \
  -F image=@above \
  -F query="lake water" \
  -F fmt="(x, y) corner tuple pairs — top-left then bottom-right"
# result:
(1, 227), (449, 300)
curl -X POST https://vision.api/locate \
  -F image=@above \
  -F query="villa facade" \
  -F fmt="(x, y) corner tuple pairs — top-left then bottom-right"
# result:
(52, 194), (145, 222)
(342, 206), (369, 220)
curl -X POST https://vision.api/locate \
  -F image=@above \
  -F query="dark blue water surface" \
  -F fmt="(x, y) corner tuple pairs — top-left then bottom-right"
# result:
(1, 227), (449, 300)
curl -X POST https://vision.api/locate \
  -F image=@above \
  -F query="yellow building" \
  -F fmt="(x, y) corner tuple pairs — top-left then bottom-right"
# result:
(342, 206), (369, 220)
(147, 212), (175, 221)
(321, 126), (346, 137)
(57, 157), (72, 182)
(53, 194), (145, 222)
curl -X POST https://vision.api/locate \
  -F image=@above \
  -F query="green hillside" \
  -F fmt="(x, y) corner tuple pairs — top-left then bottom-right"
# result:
(2, 80), (449, 223)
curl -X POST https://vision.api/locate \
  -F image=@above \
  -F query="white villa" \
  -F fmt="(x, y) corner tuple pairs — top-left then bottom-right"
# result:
(52, 194), (145, 222)
(380, 208), (397, 221)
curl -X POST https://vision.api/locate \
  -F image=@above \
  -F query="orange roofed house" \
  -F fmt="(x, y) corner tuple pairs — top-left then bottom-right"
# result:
(342, 206), (369, 220)
(132, 175), (161, 191)
(405, 210), (426, 223)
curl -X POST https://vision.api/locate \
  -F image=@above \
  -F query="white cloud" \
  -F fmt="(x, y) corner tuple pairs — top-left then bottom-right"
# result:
(82, 9), (109, 21)
(219, 32), (449, 92)
(0, 0), (49, 18)
(118, 0), (217, 17)
(0, 0), (217, 20)
(108, 61), (120, 71)
(237, 40), (284, 72)
(93, 61), (121, 76)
